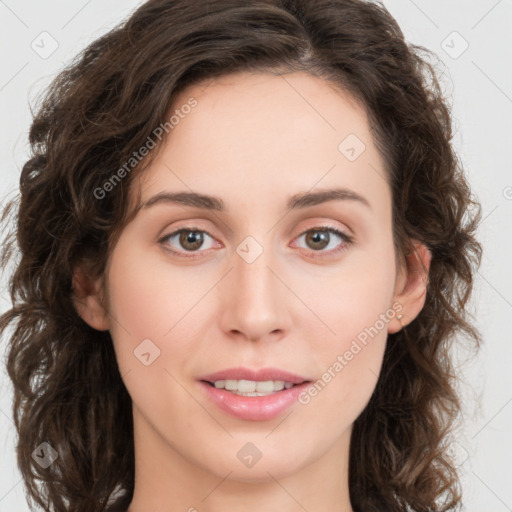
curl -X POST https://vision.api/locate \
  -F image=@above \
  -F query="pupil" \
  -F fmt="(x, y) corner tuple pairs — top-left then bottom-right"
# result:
(307, 230), (329, 250)
(181, 230), (203, 250)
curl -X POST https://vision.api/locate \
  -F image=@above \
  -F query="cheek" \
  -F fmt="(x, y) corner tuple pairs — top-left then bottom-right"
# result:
(105, 247), (203, 433)
(105, 243), (211, 408)
(106, 241), (207, 346)
(299, 299), (388, 429)
(301, 252), (396, 351)
(296, 253), (395, 415)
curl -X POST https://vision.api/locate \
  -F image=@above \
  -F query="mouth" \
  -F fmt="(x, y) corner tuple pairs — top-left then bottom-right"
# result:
(197, 367), (314, 420)
(200, 379), (310, 397)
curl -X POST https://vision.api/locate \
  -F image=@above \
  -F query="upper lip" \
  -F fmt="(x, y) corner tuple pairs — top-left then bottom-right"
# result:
(199, 367), (311, 384)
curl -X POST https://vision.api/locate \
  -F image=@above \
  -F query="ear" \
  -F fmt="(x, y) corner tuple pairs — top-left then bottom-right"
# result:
(71, 266), (110, 331)
(388, 239), (431, 334)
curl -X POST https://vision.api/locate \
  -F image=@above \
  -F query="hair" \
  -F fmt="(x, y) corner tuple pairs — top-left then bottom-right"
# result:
(0, 0), (483, 511)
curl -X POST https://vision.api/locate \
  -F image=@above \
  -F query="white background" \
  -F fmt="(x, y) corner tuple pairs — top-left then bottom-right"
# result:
(1, 1), (511, 510)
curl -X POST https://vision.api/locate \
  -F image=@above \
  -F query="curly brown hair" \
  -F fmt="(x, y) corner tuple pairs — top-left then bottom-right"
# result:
(0, 0), (483, 511)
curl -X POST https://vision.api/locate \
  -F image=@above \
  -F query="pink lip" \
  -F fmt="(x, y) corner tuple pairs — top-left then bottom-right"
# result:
(199, 380), (311, 421)
(199, 366), (310, 384)
(198, 366), (312, 421)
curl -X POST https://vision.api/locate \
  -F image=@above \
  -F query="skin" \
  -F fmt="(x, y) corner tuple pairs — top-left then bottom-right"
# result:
(73, 70), (431, 512)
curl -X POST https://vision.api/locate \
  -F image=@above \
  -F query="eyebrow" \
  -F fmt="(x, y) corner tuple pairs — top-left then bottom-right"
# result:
(141, 187), (372, 212)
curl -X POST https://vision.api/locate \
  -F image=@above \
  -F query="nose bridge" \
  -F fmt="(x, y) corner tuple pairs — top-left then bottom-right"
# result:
(219, 235), (288, 341)
(236, 239), (275, 301)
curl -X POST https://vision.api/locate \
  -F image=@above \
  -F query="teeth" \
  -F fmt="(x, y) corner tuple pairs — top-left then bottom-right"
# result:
(212, 379), (297, 395)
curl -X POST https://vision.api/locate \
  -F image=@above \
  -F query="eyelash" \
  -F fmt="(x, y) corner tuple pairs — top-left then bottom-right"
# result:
(158, 225), (354, 260)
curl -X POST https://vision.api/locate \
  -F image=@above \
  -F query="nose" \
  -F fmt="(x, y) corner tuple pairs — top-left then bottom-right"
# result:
(218, 242), (291, 343)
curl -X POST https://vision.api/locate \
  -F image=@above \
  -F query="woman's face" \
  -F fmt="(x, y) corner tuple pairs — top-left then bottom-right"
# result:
(86, 71), (426, 486)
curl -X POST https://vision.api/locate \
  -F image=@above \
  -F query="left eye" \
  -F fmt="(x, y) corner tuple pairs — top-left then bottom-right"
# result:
(159, 226), (353, 258)
(293, 227), (353, 255)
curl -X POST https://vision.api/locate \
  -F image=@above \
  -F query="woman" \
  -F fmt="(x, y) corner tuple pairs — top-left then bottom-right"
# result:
(0, 0), (483, 511)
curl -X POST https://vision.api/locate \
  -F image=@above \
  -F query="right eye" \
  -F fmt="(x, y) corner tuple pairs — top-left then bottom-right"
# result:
(158, 227), (219, 258)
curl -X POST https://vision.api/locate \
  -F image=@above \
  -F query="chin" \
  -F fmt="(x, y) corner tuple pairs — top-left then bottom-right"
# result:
(203, 444), (311, 483)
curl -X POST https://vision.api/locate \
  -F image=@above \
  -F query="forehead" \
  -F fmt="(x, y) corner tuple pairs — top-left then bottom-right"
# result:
(130, 70), (389, 217)
(169, 70), (370, 151)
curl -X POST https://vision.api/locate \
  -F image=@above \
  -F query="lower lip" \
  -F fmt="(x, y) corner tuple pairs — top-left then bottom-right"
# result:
(199, 381), (311, 421)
